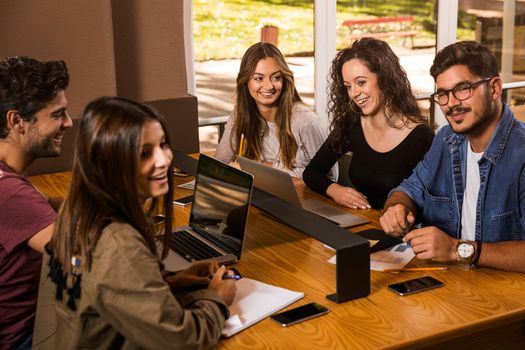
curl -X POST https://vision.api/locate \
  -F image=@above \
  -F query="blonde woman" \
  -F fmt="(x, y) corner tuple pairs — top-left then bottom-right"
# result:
(216, 42), (334, 179)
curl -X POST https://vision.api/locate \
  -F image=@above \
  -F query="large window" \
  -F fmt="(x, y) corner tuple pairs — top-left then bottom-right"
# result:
(193, 0), (315, 151)
(190, 0), (525, 151)
(461, 0), (525, 112)
(336, 1), (437, 119)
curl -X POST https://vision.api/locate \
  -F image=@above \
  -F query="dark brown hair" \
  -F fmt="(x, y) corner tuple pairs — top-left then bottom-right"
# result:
(430, 41), (499, 81)
(327, 38), (425, 154)
(51, 96), (173, 274)
(0, 56), (69, 138)
(232, 42), (303, 168)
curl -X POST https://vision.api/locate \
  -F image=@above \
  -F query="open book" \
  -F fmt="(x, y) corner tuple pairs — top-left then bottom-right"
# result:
(222, 278), (304, 337)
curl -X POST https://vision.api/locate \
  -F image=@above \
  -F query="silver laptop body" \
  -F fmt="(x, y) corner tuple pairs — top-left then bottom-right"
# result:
(163, 154), (253, 272)
(237, 156), (368, 228)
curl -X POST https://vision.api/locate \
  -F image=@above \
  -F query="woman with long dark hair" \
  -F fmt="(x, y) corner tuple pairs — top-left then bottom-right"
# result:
(216, 42), (334, 179)
(303, 38), (434, 209)
(33, 96), (236, 349)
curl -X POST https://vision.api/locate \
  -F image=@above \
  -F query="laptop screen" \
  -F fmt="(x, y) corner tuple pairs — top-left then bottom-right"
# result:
(189, 154), (253, 258)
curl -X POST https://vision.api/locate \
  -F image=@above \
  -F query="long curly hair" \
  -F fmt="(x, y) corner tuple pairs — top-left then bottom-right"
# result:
(232, 42), (302, 169)
(327, 38), (425, 154)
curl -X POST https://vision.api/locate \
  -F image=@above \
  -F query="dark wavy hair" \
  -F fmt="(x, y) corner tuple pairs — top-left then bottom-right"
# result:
(0, 56), (69, 138)
(232, 42), (303, 168)
(326, 38), (425, 154)
(51, 96), (174, 274)
(430, 40), (500, 80)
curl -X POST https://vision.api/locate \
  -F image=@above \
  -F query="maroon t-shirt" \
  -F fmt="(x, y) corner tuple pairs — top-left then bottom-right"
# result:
(0, 162), (56, 349)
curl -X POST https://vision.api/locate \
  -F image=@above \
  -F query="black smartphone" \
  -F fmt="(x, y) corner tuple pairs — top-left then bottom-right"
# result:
(388, 276), (444, 296)
(152, 215), (165, 225)
(270, 303), (329, 327)
(173, 195), (193, 206)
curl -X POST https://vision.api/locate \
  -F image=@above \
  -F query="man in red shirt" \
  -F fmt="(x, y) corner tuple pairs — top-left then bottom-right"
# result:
(0, 56), (72, 350)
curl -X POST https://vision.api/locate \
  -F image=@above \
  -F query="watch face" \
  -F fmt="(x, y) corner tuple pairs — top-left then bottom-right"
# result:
(457, 242), (474, 258)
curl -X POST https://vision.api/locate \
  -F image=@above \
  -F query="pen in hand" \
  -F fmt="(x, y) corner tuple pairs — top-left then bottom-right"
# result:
(222, 273), (241, 280)
(404, 217), (411, 247)
(209, 267), (242, 281)
(403, 217), (410, 235)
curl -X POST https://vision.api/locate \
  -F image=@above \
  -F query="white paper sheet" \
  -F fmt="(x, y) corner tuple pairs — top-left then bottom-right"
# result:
(222, 278), (304, 337)
(327, 242), (415, 271)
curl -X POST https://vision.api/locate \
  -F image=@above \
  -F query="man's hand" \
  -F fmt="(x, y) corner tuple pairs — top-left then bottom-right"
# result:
(165, 260), (218, 289)
(380, 203), (414, 237)
(326, 183), (371, 210)
(404, 227), (458, 262)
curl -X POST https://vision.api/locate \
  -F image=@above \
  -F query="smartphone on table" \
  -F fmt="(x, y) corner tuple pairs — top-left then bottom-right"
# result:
(152, 215), (165, 225)
(388, 276), (444, 296)
(270, 302), (329, 327)
(173, 195), (193, 206)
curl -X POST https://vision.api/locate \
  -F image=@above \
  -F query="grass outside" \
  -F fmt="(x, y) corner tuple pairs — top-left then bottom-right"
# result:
(193, 0), (476, 61)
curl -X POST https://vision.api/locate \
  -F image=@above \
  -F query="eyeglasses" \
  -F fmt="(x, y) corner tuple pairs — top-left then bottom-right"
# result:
(430, 77), (493, 106)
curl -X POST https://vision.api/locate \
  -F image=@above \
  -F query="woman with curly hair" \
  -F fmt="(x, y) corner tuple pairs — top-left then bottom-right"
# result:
(303, 38), (434, 209)
(216, 42), (334, 179)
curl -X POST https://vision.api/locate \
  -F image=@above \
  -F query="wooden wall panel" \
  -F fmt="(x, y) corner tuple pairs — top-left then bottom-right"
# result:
(111, 0), (188, 101)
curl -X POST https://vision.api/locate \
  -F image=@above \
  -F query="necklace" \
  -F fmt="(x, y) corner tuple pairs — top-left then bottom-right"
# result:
(362, 118), (391, 143)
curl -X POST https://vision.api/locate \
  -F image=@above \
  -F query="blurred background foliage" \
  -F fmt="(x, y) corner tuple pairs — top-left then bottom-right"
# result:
(193, 0), (476, 61)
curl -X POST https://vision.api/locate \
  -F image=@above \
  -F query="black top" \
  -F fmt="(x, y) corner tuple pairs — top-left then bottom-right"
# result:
(303, 122), (434, 209)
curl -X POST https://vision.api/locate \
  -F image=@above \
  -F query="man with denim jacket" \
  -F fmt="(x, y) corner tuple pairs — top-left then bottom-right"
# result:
(380, 41), (525, 272)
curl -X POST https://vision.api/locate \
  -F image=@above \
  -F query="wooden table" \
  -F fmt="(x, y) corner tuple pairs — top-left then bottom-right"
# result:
(29, 172), (525, 349)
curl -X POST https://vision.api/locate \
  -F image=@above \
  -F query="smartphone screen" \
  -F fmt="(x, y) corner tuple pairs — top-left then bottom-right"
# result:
(173, 195), (193, 206)
(270, 303), (329, 327)
(388, 276), (444, 296)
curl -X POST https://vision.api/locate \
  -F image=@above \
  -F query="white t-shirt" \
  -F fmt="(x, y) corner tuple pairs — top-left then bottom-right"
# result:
(215, 103), (336, 179)
(461, 142), (483, 241)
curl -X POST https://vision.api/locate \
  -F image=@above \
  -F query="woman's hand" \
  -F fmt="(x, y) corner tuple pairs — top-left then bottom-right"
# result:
(326, 183), (371, 210)
(208, 266), (237, 305)
(165, 260), (219, 289)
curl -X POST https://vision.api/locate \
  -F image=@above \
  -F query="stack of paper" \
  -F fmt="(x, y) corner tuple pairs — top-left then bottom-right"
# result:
(327, 242), (415, 271)
(222, 278), (304, 337)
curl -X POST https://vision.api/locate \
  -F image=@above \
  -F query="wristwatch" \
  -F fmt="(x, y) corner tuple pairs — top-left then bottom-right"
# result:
(456, 240), (476, 263)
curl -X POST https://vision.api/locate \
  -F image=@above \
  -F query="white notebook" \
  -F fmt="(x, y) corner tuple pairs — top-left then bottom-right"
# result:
(222, 278), (304, 337)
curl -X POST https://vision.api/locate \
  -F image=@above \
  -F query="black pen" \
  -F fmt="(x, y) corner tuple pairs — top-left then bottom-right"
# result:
(404, 218), (410, 235)
(404, 218), (411, 247)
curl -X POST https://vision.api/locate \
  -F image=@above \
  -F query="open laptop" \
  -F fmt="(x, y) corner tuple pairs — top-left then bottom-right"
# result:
(163, 154), (253, 272)
(237, 156), (368, 228)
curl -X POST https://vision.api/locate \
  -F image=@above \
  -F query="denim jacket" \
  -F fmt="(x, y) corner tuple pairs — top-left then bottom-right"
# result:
(392, 105), (525, 242)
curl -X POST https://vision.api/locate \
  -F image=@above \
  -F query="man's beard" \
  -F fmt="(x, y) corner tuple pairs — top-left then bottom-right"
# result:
(26, 127), (63, 159)
(445, 91), (494, 135)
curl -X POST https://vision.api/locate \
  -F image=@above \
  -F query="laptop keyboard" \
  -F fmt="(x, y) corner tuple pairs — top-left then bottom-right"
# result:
(170, 230), (223, 262)
(196, 229), (238, 254)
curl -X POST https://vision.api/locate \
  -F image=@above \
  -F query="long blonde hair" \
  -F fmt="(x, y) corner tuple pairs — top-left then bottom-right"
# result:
(232, 42), (302, 169)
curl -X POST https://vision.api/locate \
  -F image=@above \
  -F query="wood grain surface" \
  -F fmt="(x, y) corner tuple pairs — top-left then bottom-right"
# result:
(29, 171), (525, 349)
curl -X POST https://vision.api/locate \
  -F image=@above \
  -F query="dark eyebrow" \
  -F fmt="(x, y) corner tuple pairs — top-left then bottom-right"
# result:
(51, 107), (67, 116)
(436, 80), (471, 92)
(253, 70), (281, 77)
(343, 76), (367, 85)
(140, 143), (152, 151)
